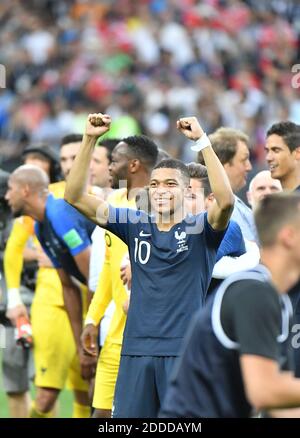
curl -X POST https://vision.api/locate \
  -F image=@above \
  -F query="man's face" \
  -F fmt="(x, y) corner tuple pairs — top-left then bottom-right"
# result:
(247, 171), (282, 210)
(60, 142), (81, 180)
(185, 178), (206, 216)
(24, 154), (51, 177)
(5, 178), (26, 217)
(90, 146), (111, 188)
(265, 134), (297, 183)
(149, 168), (186, 218)
(224, 140), (252, 193)
(108, 143), (130, 189)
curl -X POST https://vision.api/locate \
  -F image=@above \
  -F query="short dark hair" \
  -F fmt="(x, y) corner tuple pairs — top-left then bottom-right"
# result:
(187, 162), (207, 179)
(22, 144), (62, 183)
(266, 121), (300, 153)
(255, 192), (300, 246)
(198, 127), (249, 165)
(97, 138), (121, 163)
(153, 158), (190, 185)
(187, 162), (212, 197)
(60, 134), (83, 148)
(122, 135), (158, 170)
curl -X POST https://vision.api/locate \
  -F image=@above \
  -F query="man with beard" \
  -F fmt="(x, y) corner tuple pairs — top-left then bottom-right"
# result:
(5, 164), (96, 417)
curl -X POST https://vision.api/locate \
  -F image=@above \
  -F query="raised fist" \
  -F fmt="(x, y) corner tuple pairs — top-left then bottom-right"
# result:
(176, 117), (204, 141)
(85, 113), (111, 137)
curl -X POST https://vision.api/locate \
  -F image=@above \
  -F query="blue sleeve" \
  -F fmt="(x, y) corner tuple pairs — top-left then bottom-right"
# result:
(49, 201), (91, 257)
(216, 220), (246, 262)
(34, 222), (61, 268)
(105, 205), (148, 245)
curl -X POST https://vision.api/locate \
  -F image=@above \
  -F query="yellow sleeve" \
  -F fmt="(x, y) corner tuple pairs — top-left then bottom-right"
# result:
(49, 181), (66, 199)
(86, 243), (113, 326)
(4, 217), (34, 290)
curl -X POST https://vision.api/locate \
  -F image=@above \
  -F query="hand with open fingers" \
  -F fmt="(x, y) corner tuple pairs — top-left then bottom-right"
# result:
(176, 116), (204, 141)
(85, 113), (111, 137)
(81, 323), (99, 357)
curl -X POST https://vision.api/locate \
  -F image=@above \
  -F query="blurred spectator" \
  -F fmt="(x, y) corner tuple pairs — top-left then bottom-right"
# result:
(0, 0), (299, 171)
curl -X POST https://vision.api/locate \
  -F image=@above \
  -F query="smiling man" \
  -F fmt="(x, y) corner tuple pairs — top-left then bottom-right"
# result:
(64, 113), (234, 417)
(83, 134), (158, 418)
(265, 122), (300, 191)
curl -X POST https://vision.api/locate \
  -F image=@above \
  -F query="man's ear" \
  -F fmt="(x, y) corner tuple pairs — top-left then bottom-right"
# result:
(129, 159), (141, 173)
(294, 146), (300, 161)
(278, 225), (296, 249)
(204, 192), (215, 209)
(22, 184), (31, 197)
(208, 192), (214, 201)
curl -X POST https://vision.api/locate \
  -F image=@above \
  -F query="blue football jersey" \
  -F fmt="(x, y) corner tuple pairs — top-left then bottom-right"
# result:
(35, 195), (94, 284)
(106, 206), (226, 356)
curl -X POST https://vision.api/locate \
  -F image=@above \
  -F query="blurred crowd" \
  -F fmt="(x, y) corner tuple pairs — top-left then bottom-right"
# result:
(0, 0), (300, 170)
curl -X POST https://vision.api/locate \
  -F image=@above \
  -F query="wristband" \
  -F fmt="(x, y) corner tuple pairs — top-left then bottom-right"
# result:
(84, 316), (97, 326)
(7, 288), (23, 309)
(190, 133), (211, 152)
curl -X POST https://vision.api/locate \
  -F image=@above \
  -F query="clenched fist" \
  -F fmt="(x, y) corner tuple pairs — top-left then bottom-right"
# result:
(85, 113), (111, 137)
(176, 117), (204, 141)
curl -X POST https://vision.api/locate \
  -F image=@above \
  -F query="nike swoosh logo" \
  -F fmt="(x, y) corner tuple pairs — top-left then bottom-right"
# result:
(139, 231), (151, 237)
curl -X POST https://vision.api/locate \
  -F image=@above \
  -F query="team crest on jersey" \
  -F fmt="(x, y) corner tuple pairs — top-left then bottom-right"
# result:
(175, 230), (188, 253)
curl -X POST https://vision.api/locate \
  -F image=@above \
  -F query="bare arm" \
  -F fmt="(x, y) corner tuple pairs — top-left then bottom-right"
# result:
(241, 355), (300, 411)
(177, 117), (234, 230)
(63, 247), (90, 345)
(64, 113), (111, 225)
(57, 268), (96, 379)
(57, 268), (83, 353)
(23, 247), (38, 262)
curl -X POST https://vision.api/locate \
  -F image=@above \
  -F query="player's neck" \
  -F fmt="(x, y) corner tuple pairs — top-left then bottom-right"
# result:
(127, 174), (150, 201)
(261, 249), (300, 293)
(26, 197), (47, 222)
(280, 171), (300, 191)
(156, 212), (185, 231)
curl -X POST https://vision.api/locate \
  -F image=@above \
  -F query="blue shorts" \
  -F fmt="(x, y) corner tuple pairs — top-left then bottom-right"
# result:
(112, 355), (177, 418)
